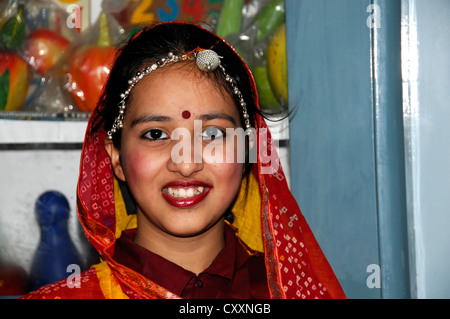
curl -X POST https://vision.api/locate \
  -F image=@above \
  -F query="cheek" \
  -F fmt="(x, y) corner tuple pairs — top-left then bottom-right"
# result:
(121, 148), (166, 188)
(211, 162), (243, 190)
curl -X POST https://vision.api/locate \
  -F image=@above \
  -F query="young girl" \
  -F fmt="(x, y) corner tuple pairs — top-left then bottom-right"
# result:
(23, 22), (345, 299)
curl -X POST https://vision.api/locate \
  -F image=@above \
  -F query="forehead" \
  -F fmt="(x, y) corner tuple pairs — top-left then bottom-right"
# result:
(126, 62), (239, 117)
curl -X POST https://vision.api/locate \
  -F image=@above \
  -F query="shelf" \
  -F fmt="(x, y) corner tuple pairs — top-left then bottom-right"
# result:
(0, 118), (88, 144)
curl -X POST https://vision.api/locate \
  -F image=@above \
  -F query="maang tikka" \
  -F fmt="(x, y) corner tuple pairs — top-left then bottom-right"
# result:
(107, 48), (251, 140)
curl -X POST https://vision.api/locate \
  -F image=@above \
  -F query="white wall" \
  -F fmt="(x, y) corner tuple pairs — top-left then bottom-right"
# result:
(90, 0), (102, 24)
(0, 120), (89, 273)
(403, 0), (450, 299)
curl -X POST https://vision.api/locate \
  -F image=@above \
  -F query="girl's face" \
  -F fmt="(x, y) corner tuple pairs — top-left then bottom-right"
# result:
(106, 63), (244, 238)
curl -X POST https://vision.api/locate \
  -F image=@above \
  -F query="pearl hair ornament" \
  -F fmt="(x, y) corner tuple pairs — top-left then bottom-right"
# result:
(107, 48), (251, 140)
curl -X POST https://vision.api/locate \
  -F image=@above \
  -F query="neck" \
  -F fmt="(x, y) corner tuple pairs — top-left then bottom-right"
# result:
(134, 216), (225, 275)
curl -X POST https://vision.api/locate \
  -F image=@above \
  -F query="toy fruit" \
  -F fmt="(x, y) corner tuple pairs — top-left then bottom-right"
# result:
(216, 0), (244, 39)
(67, 13), (116, 112)
(252, 0), (285, 41)
(0, 51), (29, 111)
(0, 4), (25, 49)
(267, 24), (288, 105)
(254, 64), (280, 110)
(24, 28), (70, 75)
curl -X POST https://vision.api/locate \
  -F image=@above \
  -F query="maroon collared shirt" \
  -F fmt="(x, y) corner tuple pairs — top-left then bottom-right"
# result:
(113, 224), (270, 299)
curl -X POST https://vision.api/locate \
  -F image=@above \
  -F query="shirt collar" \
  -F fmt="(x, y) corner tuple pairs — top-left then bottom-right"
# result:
(113, 223), (237, 296)
(200, 224), (236, 280)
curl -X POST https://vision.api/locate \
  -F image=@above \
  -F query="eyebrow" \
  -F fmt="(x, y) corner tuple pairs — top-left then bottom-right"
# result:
(130, 115), (173, 128)
(197, 112), (237, 126)
(129, 112), (238, 128)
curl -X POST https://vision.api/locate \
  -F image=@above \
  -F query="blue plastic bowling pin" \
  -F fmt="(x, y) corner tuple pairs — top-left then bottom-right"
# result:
(29, 191), (83, 291)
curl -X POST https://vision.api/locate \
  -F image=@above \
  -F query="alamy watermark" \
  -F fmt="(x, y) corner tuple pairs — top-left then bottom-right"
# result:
(169, 120), (279, 175)
(66, 4), (81, 30)
(66, 264), (81, 288)
(366, 264), (381, 289)
(366, 4), (381, 29)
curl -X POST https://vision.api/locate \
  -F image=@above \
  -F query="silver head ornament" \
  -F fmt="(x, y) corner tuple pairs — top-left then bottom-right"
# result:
(107, 48), (251, 140)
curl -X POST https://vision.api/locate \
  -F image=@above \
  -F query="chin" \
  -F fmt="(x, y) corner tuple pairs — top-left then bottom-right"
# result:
(161, 215), (223, 238)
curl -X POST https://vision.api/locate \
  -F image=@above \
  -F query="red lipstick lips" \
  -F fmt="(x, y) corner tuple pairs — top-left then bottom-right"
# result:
(162, 181), (212, 208)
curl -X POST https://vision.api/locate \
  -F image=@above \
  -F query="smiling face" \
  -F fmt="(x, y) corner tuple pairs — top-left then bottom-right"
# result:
(105, 62), (244, 239)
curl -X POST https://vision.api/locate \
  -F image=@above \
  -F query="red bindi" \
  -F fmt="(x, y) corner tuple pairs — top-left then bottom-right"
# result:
(182, 110), (191, 119)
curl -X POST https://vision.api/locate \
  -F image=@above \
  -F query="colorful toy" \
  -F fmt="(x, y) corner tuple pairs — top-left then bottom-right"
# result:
(24, 28), (70, 75)
(251, 0), (285, 41)
(0, 51), (29, 111)
(267, 23), (287, 105)
(109, 0), (223, 31)
(28, 191), (83, 291)
(0, 3), (25, 49)
(215, 0), (244, 39)
(66, 13), (116, 112)
(225, 0), (287, 111)
(254, 64), (281, 110)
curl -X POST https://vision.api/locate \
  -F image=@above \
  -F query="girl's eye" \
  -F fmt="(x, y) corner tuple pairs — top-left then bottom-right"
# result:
(202, 127), (225, 141)
(143, 129), (169, 140)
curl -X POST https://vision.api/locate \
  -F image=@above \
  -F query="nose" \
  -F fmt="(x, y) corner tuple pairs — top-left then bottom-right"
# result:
(167, 135), (204, 177)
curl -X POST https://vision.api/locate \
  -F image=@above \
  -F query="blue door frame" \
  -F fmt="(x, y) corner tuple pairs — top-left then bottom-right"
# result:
(286, 0), (410, 298)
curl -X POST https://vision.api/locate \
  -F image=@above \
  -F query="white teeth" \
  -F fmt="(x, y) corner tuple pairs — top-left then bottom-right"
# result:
(166, 186), (206, 198)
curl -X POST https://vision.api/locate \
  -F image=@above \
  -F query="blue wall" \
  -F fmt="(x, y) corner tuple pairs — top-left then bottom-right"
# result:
(286, 0), (410, 298)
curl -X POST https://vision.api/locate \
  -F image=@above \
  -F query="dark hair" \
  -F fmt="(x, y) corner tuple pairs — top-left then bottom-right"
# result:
(91, 22), (263, 177)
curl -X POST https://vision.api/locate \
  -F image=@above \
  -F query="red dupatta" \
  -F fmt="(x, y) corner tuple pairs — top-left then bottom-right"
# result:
(75, 22), (345, 299)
